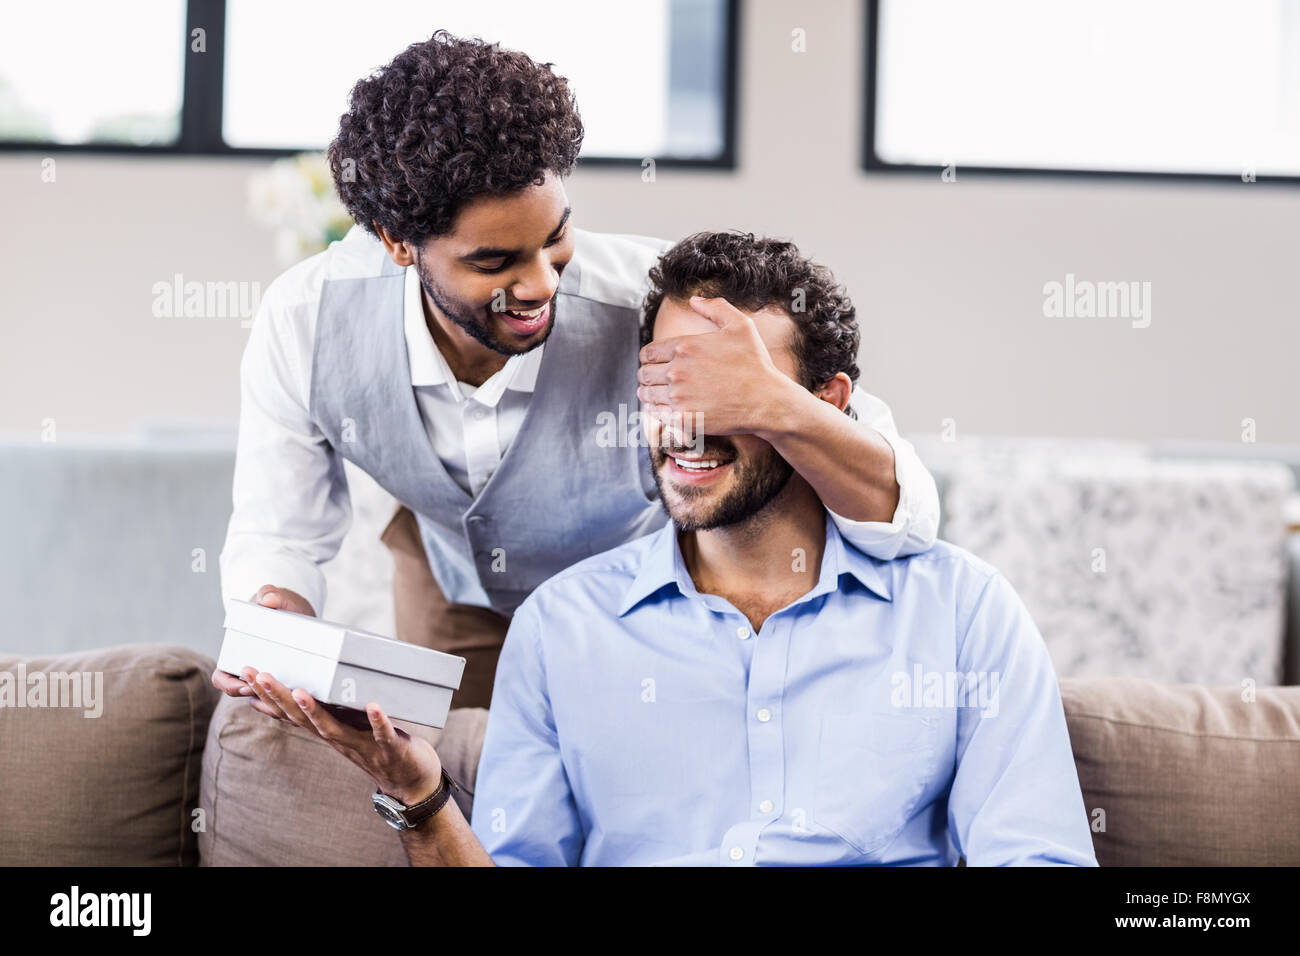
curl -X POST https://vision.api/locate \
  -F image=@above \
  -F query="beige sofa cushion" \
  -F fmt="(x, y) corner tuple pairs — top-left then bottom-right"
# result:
(199, 694), (489, 866)
(0, 644), (218, 866)
(1061, 677), (1300, 865)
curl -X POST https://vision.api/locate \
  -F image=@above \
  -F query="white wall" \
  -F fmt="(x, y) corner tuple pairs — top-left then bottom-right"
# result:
(3, 0), (1297, 442)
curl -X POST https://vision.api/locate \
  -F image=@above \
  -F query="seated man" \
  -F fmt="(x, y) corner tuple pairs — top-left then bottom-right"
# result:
(248, 231), (1097, 866)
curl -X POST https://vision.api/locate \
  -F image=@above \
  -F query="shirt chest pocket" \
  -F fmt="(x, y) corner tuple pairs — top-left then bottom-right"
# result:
(814, 711), (940, 856)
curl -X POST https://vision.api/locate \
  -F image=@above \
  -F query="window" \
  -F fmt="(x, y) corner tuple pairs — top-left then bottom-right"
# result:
(865, 0), (1300, 181)
(2, 0), (737, 166)
(0, 0), (186, 147)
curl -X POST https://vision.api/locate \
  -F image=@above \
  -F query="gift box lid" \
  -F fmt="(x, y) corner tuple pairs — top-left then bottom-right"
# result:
(222, 599), (465, 689)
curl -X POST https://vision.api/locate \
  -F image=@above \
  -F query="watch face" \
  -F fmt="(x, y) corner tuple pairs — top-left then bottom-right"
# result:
(372, 793), (409, 830)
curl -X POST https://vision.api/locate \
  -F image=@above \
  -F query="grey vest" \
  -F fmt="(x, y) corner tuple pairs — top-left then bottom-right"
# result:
(309, 254), (666, 615)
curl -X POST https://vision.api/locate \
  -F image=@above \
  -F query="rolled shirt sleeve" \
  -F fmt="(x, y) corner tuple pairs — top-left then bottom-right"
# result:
(471, 601), (585, 866)
(217, 275), (351, 616)
(946, 573), (1098, 866)
(827, 387), (940, 560)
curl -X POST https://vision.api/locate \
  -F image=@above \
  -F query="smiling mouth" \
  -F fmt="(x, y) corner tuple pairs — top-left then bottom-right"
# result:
(672, 457), (726, 472)
(498, 302), (550, 334)
(665, 454), (735, 482)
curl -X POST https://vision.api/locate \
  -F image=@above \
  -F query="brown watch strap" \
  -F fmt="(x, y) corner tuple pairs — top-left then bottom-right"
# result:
(399, 769), (460, 828)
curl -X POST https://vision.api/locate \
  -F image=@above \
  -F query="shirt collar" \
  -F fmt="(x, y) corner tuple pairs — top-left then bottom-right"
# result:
(402, 264), (545, 401)
(617, 509), (892, 617)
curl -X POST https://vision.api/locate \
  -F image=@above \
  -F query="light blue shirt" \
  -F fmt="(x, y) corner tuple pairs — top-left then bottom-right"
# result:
(470, 513), (1098, 866)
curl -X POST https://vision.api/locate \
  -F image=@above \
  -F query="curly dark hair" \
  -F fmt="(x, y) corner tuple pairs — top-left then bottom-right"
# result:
(327, 30), (584, 244)
(642, 231), (861, 394)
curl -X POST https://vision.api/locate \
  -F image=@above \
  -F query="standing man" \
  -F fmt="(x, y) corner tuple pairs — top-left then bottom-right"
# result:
(216, 31), (940, 709)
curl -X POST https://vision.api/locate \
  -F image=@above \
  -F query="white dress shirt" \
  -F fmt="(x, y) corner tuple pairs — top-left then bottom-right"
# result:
(402, 264), (543, 497)
(219, 226), (940, 616)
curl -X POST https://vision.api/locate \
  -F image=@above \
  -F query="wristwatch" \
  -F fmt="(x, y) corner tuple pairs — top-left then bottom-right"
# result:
(372, 769), (460, 831)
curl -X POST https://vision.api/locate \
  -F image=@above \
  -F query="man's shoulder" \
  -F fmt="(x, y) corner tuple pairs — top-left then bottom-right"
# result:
(567, 229), (674, 312)
(891, 540), (1040, 652)
(250, 224), (391, 343)
(516, 527), (665, 619)
(263, 223), (390, 301)
(879, 538), (1008, 614)
(897, 538), (999, 579)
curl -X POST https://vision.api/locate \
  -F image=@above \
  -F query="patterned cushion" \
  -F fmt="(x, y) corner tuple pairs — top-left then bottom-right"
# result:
(944, 445), (1292, 683)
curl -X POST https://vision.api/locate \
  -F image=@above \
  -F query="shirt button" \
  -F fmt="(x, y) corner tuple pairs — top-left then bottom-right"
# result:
(728, 846), (744, 861)
(473, 408), (488, 421)
(758, 799), (774, 813)
(736, 626), (750, 640)
(756, 708), (771, 723)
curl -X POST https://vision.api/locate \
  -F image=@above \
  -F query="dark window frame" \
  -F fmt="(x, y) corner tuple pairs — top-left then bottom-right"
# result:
(861, 0), (1300, 186)
(2, 0), (740, 169)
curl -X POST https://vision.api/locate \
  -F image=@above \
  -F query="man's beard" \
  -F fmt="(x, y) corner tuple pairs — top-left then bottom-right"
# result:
(652, 437), (795, 532)
(414, 251), (555, 357)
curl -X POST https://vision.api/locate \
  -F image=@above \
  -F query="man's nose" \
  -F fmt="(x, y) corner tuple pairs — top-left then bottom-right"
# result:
(513, 257), (560, 304)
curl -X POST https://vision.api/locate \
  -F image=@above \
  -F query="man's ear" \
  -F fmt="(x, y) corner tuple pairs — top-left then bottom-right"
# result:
(375, 223), (418, 268)
(814, 372), (853, 413)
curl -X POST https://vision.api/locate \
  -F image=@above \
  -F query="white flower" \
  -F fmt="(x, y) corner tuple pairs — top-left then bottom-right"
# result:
(248, 153), (352, 266)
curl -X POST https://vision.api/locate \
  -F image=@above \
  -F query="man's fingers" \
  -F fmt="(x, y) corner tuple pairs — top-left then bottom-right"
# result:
(636, 362), (671, 386)
(247, 697), (282, 719)
(247, 682), (283, 717)
(642, 403), (675, 431)
(637, 383), (672, 408)
(643, 404), (704, 449)
(367, 703), (402, 749)
(320, 702), (375, 731)
(638, 340), (674, 365)
(246, 673), (290, 719)
(255, 586), (289, 610)
(687, 295), (743, 327)
(212, 669), (247, 696)
(296, 690), (362, 745)
(256, 673), (311, 726)
(251, 584), (316, 617)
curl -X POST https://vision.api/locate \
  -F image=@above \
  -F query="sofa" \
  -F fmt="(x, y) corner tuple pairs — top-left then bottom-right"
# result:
(2, 641), (1297, 867)
(3, 433), (1298, 865)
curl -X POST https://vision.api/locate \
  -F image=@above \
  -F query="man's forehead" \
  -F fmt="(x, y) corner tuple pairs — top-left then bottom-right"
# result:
(438, 174), (569, 246)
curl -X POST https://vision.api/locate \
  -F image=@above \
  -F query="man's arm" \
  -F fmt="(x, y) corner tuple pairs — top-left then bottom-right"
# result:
(947, 572), (1098, 867)
(214, 279), (353, 708)
(761, 381), (940, 559)
(399, 798), (494, 866)
(466, 601), (585, 865)
(218, 278), (351, 616)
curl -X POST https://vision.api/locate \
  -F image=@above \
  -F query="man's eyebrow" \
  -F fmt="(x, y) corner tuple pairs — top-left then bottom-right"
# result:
(460, 207), (572, 260)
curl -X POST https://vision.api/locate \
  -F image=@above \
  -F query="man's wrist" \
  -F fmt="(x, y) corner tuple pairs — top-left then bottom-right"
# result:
(374, 767), (459, 833)
(751, 374), (815, 442)
(387, 770), (443, 807)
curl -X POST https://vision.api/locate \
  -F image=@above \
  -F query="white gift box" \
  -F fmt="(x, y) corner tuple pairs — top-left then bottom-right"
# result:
(217, 599), (466, 728)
